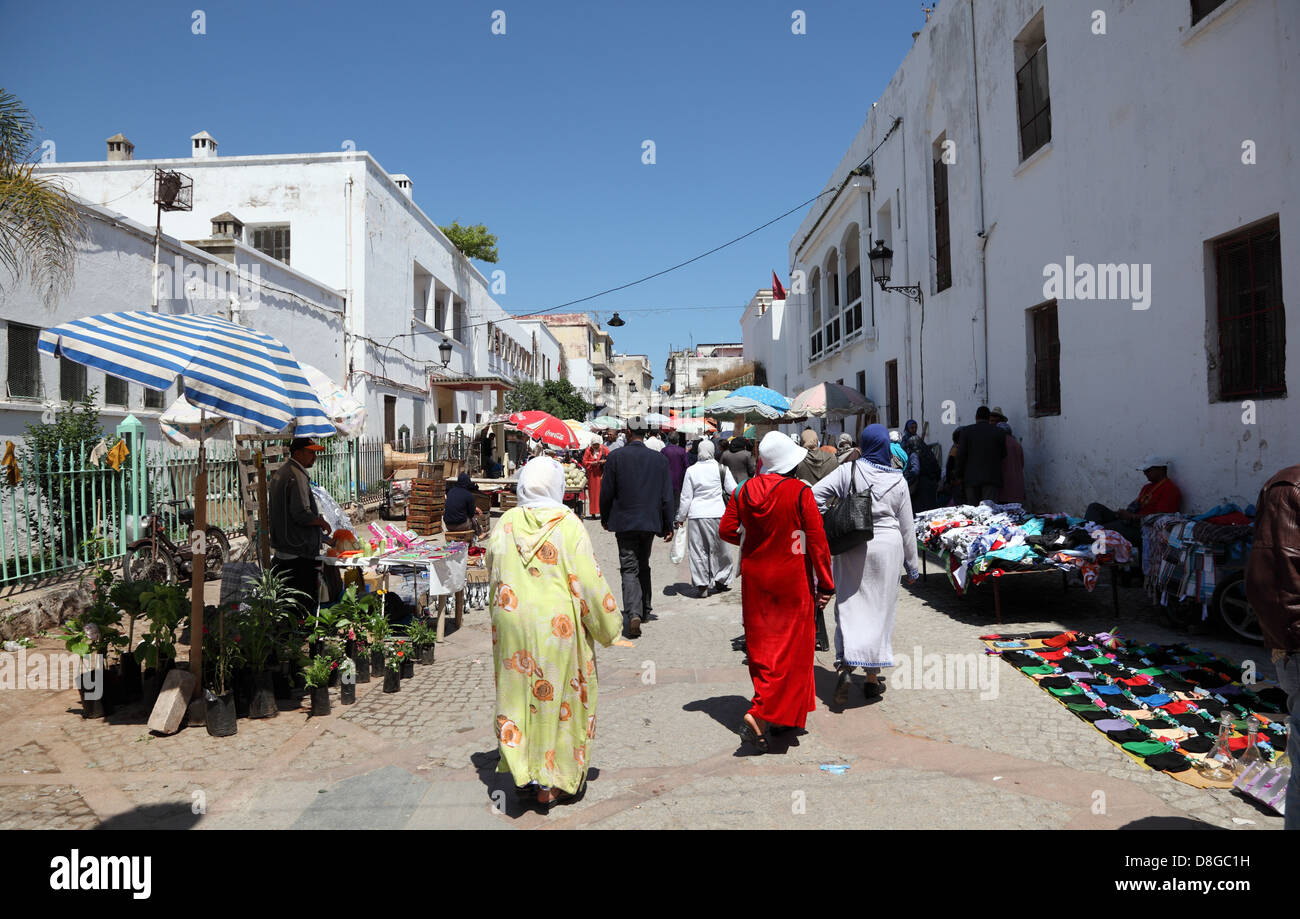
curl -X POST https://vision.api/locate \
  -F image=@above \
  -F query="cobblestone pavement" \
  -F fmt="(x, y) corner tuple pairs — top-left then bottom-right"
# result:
(0, 517), (1285, 829)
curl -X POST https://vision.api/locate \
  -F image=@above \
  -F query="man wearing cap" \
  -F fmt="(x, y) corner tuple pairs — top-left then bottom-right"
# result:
(989, 407), (1026, 505)
(269, 438), (333, 621)
(1084, 456), (1182, 554)
(955, 405), (1006, 505)
(600, 417), (675, 638)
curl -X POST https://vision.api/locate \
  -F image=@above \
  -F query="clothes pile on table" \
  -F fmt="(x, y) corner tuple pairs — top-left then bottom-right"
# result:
(1140, 504), (1254, 618)
(915, 502), (1134, 593)
(984, 629), (1290, 788)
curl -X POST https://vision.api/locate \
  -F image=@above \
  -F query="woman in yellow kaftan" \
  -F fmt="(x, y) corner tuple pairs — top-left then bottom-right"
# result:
(487, 457), (622, 805)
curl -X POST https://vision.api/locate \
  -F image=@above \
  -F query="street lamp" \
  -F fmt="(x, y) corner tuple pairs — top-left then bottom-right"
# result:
(867, 238), (927, 437)
(439, 338), (453, 367)
(607, 312), (625, 327)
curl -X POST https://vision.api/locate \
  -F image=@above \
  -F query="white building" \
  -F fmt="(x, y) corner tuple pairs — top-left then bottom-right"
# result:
(32, 131), (545, 441)
(664, 343), (746, 397)
(0, 199), (343, 441)
(748, 0), (1298, 512)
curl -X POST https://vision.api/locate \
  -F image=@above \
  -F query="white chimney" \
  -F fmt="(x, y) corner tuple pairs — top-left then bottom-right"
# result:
(191, 130), (218, 159)
(392, 174), (413, 198)
(106, 133), (134, 161)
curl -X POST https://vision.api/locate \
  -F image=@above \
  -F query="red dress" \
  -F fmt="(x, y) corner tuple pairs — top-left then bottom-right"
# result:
(720, 474), (834, 729)
(582, 445), (607, 515)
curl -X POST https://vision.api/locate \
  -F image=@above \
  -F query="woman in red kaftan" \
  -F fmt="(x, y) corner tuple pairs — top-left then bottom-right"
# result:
(581, 441), (608, 520)
(720, 432), (834, 751)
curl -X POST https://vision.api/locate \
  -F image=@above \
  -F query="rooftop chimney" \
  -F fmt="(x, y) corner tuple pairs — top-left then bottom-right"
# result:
(191, 130), (218, 159)
(106, 133), (134, 161)
(392, 174), (413, 198)
(210, 212), (243, 240)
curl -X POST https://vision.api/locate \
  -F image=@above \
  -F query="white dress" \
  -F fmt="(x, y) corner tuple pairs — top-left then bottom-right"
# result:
(811, 460), (920, 669)
(676, 459), (738, 588)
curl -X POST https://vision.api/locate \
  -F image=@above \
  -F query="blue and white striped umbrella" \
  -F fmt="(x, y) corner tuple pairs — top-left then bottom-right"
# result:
(38, 311), (334, 438)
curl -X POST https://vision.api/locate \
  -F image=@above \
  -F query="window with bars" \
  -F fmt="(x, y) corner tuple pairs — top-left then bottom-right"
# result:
(1214, 218), (1285, 400)
(105, 375), (128, 407)
(1014, 12), (1051, 162)
(144, 386), (166, 410)
(809, 268), (823, 360)
(1030, 302), (1061, 416)
(6, 323), (41, 399)
(1191, 0), (1228, 26)
(844, 263), (863, 337)
(885, 360), (899, 429)
(933, 151), (952, 291)
(61, 357), (87, 402)
(251, 225), (291, 265)
(856, 370), (866, 395)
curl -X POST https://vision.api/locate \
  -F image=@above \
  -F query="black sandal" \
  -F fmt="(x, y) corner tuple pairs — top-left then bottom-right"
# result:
(738, 718), (769, 753)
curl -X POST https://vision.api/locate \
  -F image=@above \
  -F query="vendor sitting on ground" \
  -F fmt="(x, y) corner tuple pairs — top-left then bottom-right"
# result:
(1085, 455), (1182, 566)
(485, 454), (505, 478)
(443, 473), (486, 536)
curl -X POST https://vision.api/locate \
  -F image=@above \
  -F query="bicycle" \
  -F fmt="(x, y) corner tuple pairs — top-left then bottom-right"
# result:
(122, 498), (231, 585)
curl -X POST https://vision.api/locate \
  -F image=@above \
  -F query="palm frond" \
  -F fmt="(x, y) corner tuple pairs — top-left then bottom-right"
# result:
(0, 164), (86, 303)
(0, 89), (38, 169)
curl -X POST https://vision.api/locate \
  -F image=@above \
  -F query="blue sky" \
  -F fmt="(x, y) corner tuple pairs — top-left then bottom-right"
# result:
(2, 0), (925, 385)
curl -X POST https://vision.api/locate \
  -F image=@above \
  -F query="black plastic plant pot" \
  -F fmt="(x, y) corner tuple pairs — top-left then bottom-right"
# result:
(77, 668), (109, 719)
(234, 669), (254, 717)
(328, 667), (340, 688)
(118, 652), (143, 704)
(370, 649), (385, 674)
(272, 667), (294, 700)
(205, 692), (237, 737)
(383, 669), (400, 693)
(248, 670), (279, 719)
(340, 682), (356, 705)
(345, 639), (358, 659)
(400, 658), (414, 679)
(310, 686), (331, 716)
(354, 653), (370, 684)
(420, 644), (436, 666)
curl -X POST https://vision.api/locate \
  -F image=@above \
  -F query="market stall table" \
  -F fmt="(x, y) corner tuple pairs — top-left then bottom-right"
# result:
(320, 541), (470, 639)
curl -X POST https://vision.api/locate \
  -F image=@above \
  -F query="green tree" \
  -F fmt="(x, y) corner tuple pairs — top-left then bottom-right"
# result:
(9, 390), (104, 559)
(504, 379), (593, 421)
(440, 221), (499, 263)
(0, 89), (85, 303)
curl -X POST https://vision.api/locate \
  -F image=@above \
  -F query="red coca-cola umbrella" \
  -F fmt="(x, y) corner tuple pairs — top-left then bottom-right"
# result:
(507, 410), (582, 448)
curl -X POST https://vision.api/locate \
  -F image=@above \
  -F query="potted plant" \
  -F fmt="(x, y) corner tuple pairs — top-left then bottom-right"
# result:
(203, 605), (242, 737)
(405, 617), (437, 666)
(134, 581), (190, 707)
(339, 657), (357, 705)
(235, 569), (298, 718)
(108, 579), (151, 704)
(58, 569), (129, 719)
(382, 641), (404, 693)
(302, 655), (332, 716)
(367, 607), (391, 676)
(393, 638), (415, 678)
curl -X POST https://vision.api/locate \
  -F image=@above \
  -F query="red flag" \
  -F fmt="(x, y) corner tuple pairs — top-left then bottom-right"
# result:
(772, 271), (787, 300)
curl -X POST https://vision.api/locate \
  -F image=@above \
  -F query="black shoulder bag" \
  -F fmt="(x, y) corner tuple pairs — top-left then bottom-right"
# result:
(821, 462), (873, 555)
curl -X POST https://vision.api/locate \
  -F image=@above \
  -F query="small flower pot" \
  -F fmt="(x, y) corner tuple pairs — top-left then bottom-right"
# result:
(340, 682), (356, 705)
(234, 668), (254, 717)
(370, 649), (385, 674)
(420, 644), (436, 666)
(400, 658), (414, 679)
(205, 692), (238, 737)
(383, 669), (401, 693)
(310, 686), (331, 716)
(77, 668), (110, 720)
(354, 653), (370, 684)
(118, 652), (143, 704)
(328, 667), (340, 688)
(248, 669), (279, 719)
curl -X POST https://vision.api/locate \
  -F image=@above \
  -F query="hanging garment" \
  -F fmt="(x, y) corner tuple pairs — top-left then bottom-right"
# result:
(88, 437), (110, 468)
(1, 441), (19, 486)
(105, 439), (130, 471)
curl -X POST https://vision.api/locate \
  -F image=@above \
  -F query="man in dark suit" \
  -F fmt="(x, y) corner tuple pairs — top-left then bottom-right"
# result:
(956, 405), (1007, 505)
(600, 419), (675, 638)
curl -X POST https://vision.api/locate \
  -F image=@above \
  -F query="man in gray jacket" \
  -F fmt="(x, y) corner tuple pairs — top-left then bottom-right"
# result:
(269, 438), (332, 621)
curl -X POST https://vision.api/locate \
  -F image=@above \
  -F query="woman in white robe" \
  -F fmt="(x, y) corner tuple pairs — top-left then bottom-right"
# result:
(810, 424), (920, 703)
(675, 439), (738, 598)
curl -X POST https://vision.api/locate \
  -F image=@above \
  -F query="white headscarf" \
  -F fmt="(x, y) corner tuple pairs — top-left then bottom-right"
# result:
(516, 457), (565, 509)
(697, 439), (716, 461)
(760, 430), (807, 475)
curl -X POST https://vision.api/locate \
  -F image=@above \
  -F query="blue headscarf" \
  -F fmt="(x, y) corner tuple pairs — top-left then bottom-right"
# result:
(859, 424), (893, 467)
